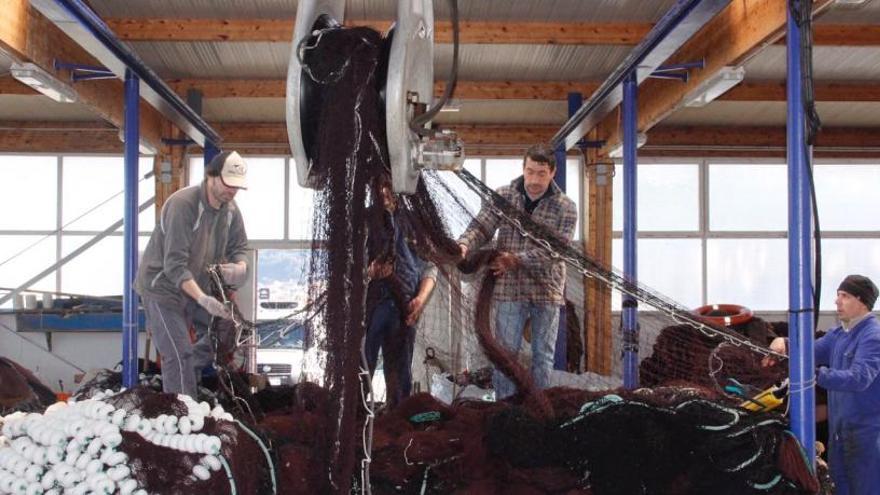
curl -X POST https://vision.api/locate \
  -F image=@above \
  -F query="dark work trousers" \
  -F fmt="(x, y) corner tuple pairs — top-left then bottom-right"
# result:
(142, 294), (220, 398)
(364, 298), (415, 407)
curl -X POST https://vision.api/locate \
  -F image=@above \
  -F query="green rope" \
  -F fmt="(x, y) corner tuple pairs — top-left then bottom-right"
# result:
(234, 419), (277, 494)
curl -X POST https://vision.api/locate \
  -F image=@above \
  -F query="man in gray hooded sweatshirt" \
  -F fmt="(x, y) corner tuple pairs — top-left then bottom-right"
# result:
(135, 151), (249, 397)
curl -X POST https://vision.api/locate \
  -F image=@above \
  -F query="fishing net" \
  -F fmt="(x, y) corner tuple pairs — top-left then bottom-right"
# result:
(274, 21), (810, 495)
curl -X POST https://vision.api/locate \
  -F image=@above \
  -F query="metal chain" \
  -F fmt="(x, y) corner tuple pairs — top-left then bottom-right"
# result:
(453, 170), (786, 360)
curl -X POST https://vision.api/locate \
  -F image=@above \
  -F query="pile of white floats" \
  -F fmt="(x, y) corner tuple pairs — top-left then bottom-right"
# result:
(0, 389), (234, 495)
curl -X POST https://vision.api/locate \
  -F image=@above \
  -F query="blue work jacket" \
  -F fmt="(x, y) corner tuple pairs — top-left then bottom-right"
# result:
(816, 313), (880, 495)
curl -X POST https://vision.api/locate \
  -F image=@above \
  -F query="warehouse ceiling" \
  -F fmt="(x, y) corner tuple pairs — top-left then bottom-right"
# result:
(1, 0), (879, 155)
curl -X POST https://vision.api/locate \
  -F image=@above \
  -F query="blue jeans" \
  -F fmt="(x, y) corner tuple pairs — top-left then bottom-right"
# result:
(493, 301), (560, 400)
(365, 298), (415, 406)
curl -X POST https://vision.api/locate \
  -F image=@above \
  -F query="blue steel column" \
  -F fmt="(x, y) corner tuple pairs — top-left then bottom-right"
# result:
(621, 72), (639, 389)
(786, 7), (816, 468)
(204, 141), (220, 167)
(551, 92), (584, 370)
(122, 69), (140, 388)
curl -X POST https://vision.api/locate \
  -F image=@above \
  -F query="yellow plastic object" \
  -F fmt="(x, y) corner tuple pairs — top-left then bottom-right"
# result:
(740, 382), (786, 412)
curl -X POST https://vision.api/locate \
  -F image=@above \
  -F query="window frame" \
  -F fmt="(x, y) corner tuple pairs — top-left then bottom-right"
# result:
(611, 156), (880, 311)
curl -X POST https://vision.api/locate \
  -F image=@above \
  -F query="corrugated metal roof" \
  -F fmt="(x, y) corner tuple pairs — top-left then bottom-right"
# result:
(130, 41), (631, 81)
(131, 42), (289, 79)
(434, 100), (568, 125)
(744, 46), (880, 81)
(203, 97), (286, 121)
(89, 0), (680, 22)
(0, 95), (104, 121)
(663, 101), (880, 128)
(436, 44), (631, 81)
(820, 1), (880, 23)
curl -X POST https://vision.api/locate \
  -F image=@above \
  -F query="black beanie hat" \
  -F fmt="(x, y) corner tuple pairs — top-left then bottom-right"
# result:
(838, 274), (878, 311)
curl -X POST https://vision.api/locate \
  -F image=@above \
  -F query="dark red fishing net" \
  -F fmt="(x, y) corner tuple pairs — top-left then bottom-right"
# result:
(280, 18), (810, 495)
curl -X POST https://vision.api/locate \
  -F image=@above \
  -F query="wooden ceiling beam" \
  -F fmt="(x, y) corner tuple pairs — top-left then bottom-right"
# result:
(721, 81), (880, 102)
(0, 75), (35, 95)
(168, 78), (601, 100)
(0, 0), (165, 148)
(106, 18), (650, 44)
(209, 122), (880, 151)
(161, 78), (880, 102)
(0, 120), (120, 152)
(811, 24), (880, 46)
(598, 0), (835, 152)
(105, 17), (879, 46)
(4, 121), (880, 156)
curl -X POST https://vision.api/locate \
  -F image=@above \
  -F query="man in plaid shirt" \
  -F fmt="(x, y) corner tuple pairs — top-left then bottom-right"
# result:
(458, 144), (578, 399)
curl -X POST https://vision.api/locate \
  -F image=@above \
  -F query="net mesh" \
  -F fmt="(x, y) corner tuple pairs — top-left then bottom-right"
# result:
(281, 23), (806, 494)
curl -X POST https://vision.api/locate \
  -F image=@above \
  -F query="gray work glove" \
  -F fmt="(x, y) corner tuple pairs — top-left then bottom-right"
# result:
(219, 262), (248, 286)
(197, 294), (231, 319)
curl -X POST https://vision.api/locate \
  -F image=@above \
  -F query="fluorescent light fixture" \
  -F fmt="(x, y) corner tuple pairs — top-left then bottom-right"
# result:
(835, 0), (871, 5)
(684, 66), (745, 108)
(10, 62), (78, 103)
(608, 132), (647, 158)
(117, 129), (158, 155)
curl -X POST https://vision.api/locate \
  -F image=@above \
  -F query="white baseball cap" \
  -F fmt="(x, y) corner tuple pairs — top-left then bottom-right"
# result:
(208, 150), (248, 189)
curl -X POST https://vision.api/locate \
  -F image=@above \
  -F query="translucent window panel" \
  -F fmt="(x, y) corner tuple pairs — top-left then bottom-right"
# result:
(565, 158), (582, 240)
(189, 156), (204, 186)
(463, 158), (481, 181)
(814, 164), (880, 231)
(613, 164), (699, 232)
(818, 239), (880, 311)
(485, 159), (522, 190)
(707, 239), (788, 310)
(0, 235), (56, 308)
(61, 235), (124, 296)
(255, 248), (312, 320)
(709, 164), (787, 231)
(232, 157), (285, 240)
(63, 156), (155, 233)
(288, 160), (316, 240)
(0, 155), (57, 230)
(611, 238), (703, 310)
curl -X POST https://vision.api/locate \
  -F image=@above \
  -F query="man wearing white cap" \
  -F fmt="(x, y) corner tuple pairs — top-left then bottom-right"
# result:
(135, 151), (249, 397)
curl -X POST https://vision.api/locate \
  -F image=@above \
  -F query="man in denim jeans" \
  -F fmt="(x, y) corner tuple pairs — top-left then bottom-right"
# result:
(458, 144), (578, 399)
(364, 176), (436, 407)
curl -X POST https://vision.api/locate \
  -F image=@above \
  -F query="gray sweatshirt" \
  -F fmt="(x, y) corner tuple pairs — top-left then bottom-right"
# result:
(135, 182), (248, 305)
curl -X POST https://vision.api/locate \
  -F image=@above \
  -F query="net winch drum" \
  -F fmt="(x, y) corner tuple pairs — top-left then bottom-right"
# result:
(691, 303), (754, 327)
(287, 0), (462, 194)
(286, 0), (346, 189)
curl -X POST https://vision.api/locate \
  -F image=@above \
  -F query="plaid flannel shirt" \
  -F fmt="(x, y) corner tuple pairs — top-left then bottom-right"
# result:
(458, 176), (577, 304)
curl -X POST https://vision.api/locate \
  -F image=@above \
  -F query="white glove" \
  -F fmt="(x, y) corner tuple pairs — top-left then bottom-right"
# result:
(219, 262), (248, 286)
(197, 294), (231, 319)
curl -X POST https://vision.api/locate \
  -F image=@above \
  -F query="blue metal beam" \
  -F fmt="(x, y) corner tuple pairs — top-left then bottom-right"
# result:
(16, 312), (147, 332)
(31, 0), (222, 147)
(622, 71), (640, 390)
(550, 0), (731, 150)
(122, 69), (139, 388)
(786, 5), (816, 469)
(551, 92), (583, 371)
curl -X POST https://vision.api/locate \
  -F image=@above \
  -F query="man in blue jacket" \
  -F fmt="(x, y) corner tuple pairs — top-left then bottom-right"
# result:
(771, 274), (880, 494)
(364, 176), (436, 407)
